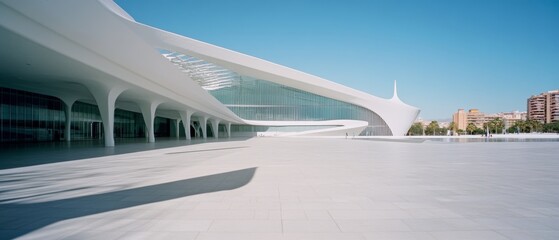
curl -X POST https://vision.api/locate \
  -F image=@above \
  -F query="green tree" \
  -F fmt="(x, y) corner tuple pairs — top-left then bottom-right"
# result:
(407, 122), (424, 136)
(449, 122), (456, 135)
(543, 122), (559, 133)
(473, 127), (485, 135)
(466, 123), (477, 135)
(425, 121), (440, 136)
(439, 127), (449, 136)
(512, 120), (528, 133)
(483, 122), (492, 134)
(507, 125), (517, 134)
(489, 118), (504, 134)
(526, 119), (543, 133)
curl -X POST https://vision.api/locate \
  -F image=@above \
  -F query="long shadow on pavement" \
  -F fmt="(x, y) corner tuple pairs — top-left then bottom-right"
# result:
(0, 167), (257, 239)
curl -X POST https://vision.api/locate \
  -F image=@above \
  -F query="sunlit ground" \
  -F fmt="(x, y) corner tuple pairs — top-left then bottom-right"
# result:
(1, 137), (558, 240)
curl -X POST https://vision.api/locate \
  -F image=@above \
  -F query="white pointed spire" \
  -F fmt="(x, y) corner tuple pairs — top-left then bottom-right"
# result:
(392, 80), (400, 101)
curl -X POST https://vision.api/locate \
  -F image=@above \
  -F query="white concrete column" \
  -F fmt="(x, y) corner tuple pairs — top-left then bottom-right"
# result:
(63, 102), (73, 142)
(139, 101), (160, 143)
(179, 110), (193, 140)
(210, 119), (220, 139)
(174, 119), (180, 139)
(87, 85), (125, 147)
(200, 116), (208, 139)
(226, 122), (231, 138)
(59, 97), (76, 142)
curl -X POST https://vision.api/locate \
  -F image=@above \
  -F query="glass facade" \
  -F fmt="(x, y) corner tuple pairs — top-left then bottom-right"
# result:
(0, 87), (172, 143)
(70, 101), (102, 140)
(210, 77), (392, 136)
(162, 50), (392, 136)
(1, 87), (65, 142)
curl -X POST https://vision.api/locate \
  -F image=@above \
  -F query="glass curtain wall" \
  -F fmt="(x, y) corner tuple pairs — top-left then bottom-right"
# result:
(71, 102), (102, 140)
(115, 108), (146, 138)
(154, 117), (171, 138)
(71, 102), (148, 140)
(0, 87), (172, 143)
(1, 87), (64, 142)
(160, 50), (392, 136)
(210, 77), (392, 136)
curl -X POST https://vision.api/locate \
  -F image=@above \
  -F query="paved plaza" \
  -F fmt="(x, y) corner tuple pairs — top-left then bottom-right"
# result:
(1, 137), (559, 239)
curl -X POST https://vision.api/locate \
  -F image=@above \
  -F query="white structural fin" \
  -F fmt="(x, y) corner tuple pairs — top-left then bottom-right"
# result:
(392, 80), (400, 101)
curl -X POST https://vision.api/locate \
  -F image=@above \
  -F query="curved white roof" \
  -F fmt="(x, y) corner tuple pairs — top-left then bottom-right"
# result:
(0, 0), (420, 136)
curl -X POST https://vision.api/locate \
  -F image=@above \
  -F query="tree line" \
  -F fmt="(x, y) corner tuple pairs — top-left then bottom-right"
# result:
(407, 118), (559, 136)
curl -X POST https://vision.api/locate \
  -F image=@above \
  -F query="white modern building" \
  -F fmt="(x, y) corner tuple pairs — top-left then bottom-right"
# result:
(0, 0), (420, 147)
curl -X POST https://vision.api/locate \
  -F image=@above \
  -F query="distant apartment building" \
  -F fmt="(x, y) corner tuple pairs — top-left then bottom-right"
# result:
(498, 111), (527, 128)
(528, 90), (559, 123)
(452, 109), (488, 129)
(453, 109), (468, 130)
(452, 109), (526, 130)
(453, 109), (486, 130)
(467, 109), (487, 128)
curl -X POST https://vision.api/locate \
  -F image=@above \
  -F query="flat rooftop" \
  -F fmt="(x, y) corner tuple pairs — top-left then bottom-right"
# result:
(1, 138), (559, 239)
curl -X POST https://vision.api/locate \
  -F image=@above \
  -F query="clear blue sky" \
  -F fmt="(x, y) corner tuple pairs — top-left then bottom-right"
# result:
(115, 0), (558, 120)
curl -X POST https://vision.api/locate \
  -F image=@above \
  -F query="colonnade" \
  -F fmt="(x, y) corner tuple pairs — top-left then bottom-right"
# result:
(58, 83), (232, 147)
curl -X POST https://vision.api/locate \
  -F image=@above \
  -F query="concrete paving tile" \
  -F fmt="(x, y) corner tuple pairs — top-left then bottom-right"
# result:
(170, 209), (254, 220)
(395, 202), (444, 210)
(168, 201), (200, 210)
(194, 202), (232, 210)
(282, 210), (307, 220)
(508, 208), (548, 217)
(283, 232), (365, 240)
(539, 217), (559, 230)
(362, 231), (436, 240)
(143, 219), (212, 231)
(208, 220), (282, 232)
(471, 217), (518, 230)
(336, 220), (412, 232)
(532, 208), (559, 216)
(195, 232), (284, 240)
(122, 209), (168, 219)
(16, 218), (99, 239)
(229, 201), (281, 210)
(254, 209), (270, 219)
(269, 210), (283, 220)
(497, 230), (559, 240)
(117, 231), (198, 240)
(305, 210), (333, 220)
(406, 209), (464, 219)
(84, 218), (151, 232)
(429, 230), (509, 240)
(403, 218), (486, 231)
(61, 231), (127, 240)
(329, 209), (412, 220)
(502, 217), (556, 231)
(282, 220), (340, 232)
(232, 209), (279, 221)
(357, 201), (401, 210)
(153, 209), (196, 220)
